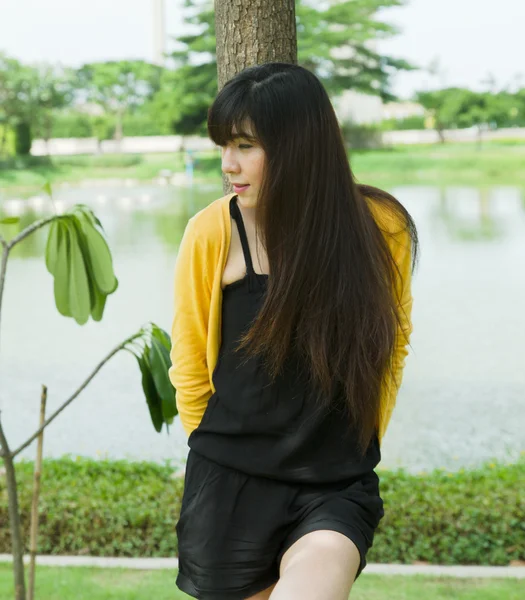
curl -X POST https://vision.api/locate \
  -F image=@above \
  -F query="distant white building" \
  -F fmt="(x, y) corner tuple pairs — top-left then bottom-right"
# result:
(333, 90), (384, 124)
(382, 101), (426, 121)
(329, 35), (425, 125)
(333, 93), (426, 125)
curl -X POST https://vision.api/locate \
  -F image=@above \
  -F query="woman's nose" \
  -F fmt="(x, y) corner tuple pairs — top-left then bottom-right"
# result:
(221, 147), (240, 174)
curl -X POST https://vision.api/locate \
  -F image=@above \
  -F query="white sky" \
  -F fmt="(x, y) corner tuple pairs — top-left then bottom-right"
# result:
(0, 0), (522, 99)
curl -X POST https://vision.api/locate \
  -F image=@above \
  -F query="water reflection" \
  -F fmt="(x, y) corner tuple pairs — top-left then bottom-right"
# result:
(0, 183), (524, 474)
(433, 186), (524, 241)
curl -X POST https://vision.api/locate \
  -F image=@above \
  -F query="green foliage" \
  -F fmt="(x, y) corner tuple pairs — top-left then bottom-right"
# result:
(340, 120), (383, 149)
(49, 112), (117, 141)
(122, 111), (167, 137)
(380, 115), (426, 131)
(41, 204), (119, 325)
(0, 52), (75, 149)
(50, 112), (93, 138)
(14, 122), (32, 155)
(76, 61), (163, 139)
(371, 457), (525, 566)
(55, 154), (143, 168)
(92, 115), (116, 141)
(0, 455), (523, 564)
(0, 154), (53, 170)
(163, 0), (416, 137)
(0, 457), (185, 557)
(415, 87), (525, 139)
(0, 124), (17, 157)
(0, 53), (39, 126)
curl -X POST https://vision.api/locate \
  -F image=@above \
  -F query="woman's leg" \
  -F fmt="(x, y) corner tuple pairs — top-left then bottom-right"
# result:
(270, 530), (361, 600)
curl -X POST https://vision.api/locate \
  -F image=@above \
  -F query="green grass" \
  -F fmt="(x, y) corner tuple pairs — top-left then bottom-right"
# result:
(0, 564), (523, 599)
(1, 140), (525, 195)
(0, 153), (191, 194)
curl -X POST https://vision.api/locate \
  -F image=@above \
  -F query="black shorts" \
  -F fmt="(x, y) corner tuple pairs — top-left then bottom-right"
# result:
(176, 450), (384, 599)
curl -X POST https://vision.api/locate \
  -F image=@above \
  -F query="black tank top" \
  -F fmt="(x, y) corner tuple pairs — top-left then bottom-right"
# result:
(188, 195), (381, 483)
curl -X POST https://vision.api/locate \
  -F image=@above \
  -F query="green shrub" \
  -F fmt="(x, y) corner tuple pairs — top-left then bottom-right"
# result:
(0, 457), (184, 557)
(0, 155), (53, 170)
(381, 115), (427, 131)
(340, 120), (383, 150)
(54, 154), (143, 168)
(0, 125), (16, 157)
(50, 112), (94, 138)
(14, 122), (32, 156)
(122, 113), (166, 137)
(0, 454), (523, 564)
(92, 115), (116, 141)
(370, 457), (525, 566)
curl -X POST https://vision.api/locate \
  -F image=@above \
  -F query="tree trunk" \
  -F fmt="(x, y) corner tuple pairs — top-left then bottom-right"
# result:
(44, 114), (53, 157)
(477, 125), (483, 150)
(0, 126), (7, 158)
(0, 422), (26, 600)
(214, 0), (297, 192)
(114, 108), (124, 143)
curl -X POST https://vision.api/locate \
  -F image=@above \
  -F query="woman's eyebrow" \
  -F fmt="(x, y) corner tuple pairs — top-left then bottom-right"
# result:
(231, 133), (257, 141)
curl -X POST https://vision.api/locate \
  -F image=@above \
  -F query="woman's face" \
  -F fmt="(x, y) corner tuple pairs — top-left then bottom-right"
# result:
(221, 124), (265, 207)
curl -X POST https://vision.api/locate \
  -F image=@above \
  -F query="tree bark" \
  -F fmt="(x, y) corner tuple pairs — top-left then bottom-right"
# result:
(214, 0), (297, 193)
(0, 421), (26, 600)
(0, 127), (7, 158)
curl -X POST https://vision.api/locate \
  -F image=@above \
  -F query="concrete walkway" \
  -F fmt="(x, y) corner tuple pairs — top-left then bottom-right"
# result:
(1, 555), (524, 578)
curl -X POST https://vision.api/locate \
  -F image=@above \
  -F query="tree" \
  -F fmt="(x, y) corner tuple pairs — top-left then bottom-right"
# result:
(295, 0), (415, 100)
(214, 0), (297, 190)
(415, 88), (465, 143)
(0, 193), (177, 600)
(158, 0), (415, 138)
(146, 65), (214, 152)
(76, 60), (163, 141)
(0, 55), (74, 157)
(0, 54), (38, 156)
(32, 64), (75, 153)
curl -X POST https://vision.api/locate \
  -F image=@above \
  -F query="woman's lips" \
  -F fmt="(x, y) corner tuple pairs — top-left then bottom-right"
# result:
(233, 184), (250, 192)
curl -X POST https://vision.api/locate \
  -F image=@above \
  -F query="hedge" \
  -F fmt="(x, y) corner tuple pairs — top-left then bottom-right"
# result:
(0, 454), (523, 566)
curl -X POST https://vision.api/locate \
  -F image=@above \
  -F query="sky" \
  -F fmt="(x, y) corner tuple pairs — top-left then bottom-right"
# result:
(0, 0), (522, 100)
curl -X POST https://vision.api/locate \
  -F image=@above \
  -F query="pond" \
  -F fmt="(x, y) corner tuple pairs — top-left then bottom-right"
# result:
(0, 182), (524, 475)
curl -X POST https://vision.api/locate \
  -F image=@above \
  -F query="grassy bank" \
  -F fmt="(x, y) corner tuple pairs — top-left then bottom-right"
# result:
(0, 564), (523, 599)
(1, 140), (525, 195)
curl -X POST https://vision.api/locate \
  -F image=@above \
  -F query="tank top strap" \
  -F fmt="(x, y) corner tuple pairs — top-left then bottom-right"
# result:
(230, 195), (258, 283)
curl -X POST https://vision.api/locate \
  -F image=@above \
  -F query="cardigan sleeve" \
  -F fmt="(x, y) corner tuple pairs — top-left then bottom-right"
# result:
(168, 217), (213, 437)
(377, 225), (414, 444)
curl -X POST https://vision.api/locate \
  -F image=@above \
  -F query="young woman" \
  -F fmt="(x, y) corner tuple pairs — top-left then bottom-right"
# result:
(169, 62), (419, 600)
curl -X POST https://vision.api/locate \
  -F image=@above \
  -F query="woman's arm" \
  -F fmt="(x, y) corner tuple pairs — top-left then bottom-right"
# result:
(169, 217), (213, 437)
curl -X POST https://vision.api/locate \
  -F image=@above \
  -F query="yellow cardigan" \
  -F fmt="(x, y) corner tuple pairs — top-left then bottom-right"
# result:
(169, 192), (414, 444)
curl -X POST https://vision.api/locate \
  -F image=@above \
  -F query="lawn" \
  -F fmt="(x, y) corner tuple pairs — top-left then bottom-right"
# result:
(0, 564), (523, 599)
(1, 140), (525, 196)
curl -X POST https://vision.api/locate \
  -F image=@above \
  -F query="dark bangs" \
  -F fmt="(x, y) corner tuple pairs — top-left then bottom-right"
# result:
(207, 83), (259, 146)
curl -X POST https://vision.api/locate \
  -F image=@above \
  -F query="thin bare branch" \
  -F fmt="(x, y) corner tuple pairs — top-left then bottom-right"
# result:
(7, 332), (142, 459)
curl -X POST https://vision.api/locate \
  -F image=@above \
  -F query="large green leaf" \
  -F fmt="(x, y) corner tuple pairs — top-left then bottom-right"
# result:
(66, 219), (91, 325)
(151, 325), (171, 352)
(53, 220), (72, 317)
(0, 217), (20, 225)
(137, 348), (165, 433)
(149, 337), (178, 423)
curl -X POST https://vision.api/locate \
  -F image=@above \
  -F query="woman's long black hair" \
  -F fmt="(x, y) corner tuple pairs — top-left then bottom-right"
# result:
(207, 62), (419, 457)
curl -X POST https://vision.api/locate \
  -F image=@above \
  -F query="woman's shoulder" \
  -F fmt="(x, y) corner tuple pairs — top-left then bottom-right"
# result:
(187, 192), (233, 247)
(363, 193), (409, 238)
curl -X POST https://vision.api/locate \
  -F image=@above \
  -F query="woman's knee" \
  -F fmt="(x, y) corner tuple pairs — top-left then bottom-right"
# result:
(275, 530), (361, 599)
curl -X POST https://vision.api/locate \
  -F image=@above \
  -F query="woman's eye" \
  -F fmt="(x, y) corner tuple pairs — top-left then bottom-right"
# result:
(239, 144), (253, 149)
